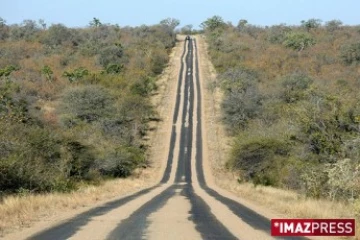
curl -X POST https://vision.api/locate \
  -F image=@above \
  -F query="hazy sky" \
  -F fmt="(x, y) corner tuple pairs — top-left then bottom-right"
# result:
(1, 0), (359, 28)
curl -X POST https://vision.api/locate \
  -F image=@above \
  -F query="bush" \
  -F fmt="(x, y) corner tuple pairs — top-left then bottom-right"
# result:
(229, 137), (290, 186)
(0, 124), (66, 192)
(326, 158), (360, 200)
(301, 165), (328, 198)
(220, 69), (262, 130)
(60, 85), (114, 123)
(340, 43), (360, 65)
(63, 140), (96, 179)
(97, 147), (145, 177)
(283, 32), (315, 51)
(280, 73), (313, 103)
(97, 44), (124, 68)
(42, 24), (73, 46)
(130, 76), (157, 97)
(266, 24), (292, 44)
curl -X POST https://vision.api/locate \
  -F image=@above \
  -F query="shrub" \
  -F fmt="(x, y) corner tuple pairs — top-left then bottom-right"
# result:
(325, 158), (360, 200)
(283, 32), (316, 51)
(97, 146), (145, 177)
(63, 140), (96, 179)
(266, 24), (292, 44)
(42, 24), (73, 46)
(0, 124), (66, 192)
(60, 85), (114, 123)
(229, 137), (290, 186)
(340, 43), (360, 65)
(301, 165), (328, 198)
(280, 73), (313, 103)
(130, 76), (157, 97)
(63, 67), (89, 83)
(97, 44), (124, 68)
(220, 69), (262, 130)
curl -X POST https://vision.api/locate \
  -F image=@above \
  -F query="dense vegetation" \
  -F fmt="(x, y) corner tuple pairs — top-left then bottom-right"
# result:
(202, 16), (360, 202)
(0, 17), (178, 194)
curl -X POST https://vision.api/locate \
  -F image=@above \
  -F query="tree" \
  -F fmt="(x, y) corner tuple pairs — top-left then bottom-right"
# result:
(43, 24), (72, 46)
(0, 17), (9, 40)
(266, 24), (292, 44)
(325, 20), (343, 32)
(38, 19), (47, 30)
(181, 24), (193, 35)
(160, 18), (180, 30)
(10, 19), (40, 40)
(237, 19), (248, 31)
(89, 17), (102, 28)
(301, 19), (322, 32)
(200, 15), (226, 32)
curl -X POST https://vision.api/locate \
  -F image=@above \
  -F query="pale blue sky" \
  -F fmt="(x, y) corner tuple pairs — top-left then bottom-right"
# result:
(1, 0), (359, 28)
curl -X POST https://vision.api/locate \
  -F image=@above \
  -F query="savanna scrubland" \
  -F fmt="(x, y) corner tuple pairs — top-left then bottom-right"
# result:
(202, 16), (360, 216)
(0, 17), (179, 195)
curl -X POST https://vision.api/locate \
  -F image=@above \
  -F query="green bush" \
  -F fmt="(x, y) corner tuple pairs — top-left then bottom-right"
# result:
(283, 32), (316, 51)
(130, 76), (157, 97)
(228, 137), (290, 186)
(0, 124), (66, 192)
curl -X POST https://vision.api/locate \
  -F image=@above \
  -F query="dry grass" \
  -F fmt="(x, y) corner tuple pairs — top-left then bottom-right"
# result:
(217, 174), (353, 217)
(215, 174), (358, 239)
(0, 167), (155, 237)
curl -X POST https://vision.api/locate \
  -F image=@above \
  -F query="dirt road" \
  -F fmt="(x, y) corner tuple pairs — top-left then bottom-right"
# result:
(5, 36), (306, 240)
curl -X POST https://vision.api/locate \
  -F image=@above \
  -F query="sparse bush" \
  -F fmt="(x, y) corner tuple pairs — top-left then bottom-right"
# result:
(301, 165), (328, 198)
(325, 158), (360, 200)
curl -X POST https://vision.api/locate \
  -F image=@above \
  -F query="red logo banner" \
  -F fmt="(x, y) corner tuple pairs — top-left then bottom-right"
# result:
(271, 219), (355, 236)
